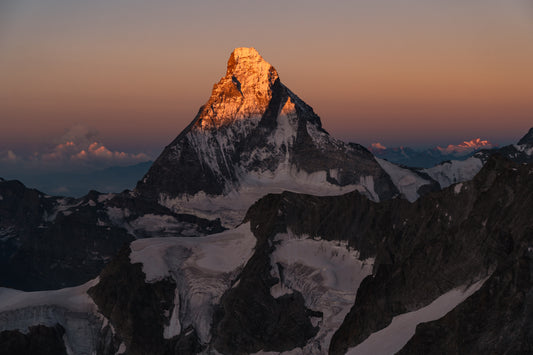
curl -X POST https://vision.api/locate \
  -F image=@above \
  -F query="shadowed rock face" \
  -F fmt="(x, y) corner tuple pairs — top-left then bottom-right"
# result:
(0, 324), (68, 355)
(6, 155), (530, 355)
(212, 204), (320, 354)
(518, 127), (533, 146)
(211, 155), (533, 355)
(328, 156), (533, 354)
(398, 246), (533, 355)
(0, 180), (224, 291)
(135, 47), (399, 202)
(88, 247), (205, 355)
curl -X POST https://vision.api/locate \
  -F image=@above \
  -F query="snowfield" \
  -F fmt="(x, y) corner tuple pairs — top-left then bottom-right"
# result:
(159, 167), (377, 228)
(376, 158), (433, 202)
(129, 223), (257, 343)
(0, 279), (104, 355)
(268, 233), (374, 354)
(423, 156), (483, 188)
(347, 276), (489, 355)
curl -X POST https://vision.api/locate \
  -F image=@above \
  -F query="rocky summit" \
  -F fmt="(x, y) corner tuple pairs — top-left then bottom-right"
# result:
(135, 47), (425, 226)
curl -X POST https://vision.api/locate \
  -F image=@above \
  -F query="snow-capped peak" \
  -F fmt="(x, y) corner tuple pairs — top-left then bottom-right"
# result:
(370, 142), (387, 151)
(437, 138), (495, 156)
(195, 47), (280, 129)
(135, 47), (402, 224)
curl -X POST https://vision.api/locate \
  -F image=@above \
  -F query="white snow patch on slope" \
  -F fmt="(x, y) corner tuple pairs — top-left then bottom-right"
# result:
(515, 144), (533, 156)
(0, 278), (104, 355)
(129, 223), (256, 343)
(160, 165), (374, 228)
(46, 198), (82, 222)
(423, 156), (483, 189)
(454, 183), (464, 194)
(116, 342), (126, 354)
(0, 279), (98, 314)
(163, 288), (181, 339)
(347, 277), (488, 355)
(129, 214), (199, 238)
(269, 233), (374, 354)
(97, 193), (115, 203)
(376, 158), (431, 202)
(106, 208), (200, 238)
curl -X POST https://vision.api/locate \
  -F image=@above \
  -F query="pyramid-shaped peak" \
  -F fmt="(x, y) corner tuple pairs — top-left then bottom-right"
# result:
(192, 48), (282, 128)
(226, 47), (278, 81)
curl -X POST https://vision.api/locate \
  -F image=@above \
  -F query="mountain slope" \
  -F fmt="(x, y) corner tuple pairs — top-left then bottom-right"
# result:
(421, 127), (533, 188)
(135, 47), (403, 226)
(17, 161), (153, 198)
(0, 180), (224, 290)
(370, 138), (496, 168)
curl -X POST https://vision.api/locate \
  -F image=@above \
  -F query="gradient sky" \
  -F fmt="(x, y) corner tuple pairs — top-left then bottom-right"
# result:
(1, 0), (533, 161)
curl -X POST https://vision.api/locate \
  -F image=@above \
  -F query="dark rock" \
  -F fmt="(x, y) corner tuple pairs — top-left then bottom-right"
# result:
(329, 156), (533, 354)
(212, 198), (320, 354)
(0, 324), (67, 355)
(399, 241), (533, 355)
(88, 247), (204, 355)
(517, 127), (533, 146)
(0, 178), (224, 291)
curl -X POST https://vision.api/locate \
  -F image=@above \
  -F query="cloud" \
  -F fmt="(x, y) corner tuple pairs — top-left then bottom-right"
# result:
(0, 125), (151, 173)
(0, 150), (17, 162)
(369, 142), (387, 151)
(41, 138), (148, 164)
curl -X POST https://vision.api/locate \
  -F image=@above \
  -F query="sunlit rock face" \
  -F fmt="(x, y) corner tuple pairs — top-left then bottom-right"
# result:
(196, 47), (280, 128)
(136, 47), (401, 226)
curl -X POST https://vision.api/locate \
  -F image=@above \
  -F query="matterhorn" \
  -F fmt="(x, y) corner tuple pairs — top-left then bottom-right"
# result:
(135, 47), (429, 226)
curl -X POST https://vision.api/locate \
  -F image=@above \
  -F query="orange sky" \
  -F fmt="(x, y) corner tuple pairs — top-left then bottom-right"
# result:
(1, 0), (532, 154)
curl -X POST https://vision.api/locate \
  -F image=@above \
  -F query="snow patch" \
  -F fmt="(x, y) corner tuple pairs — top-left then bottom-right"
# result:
(347, 277), (489, 355)
(163, 288), (181, 339)
(47, 198), (82, 221)
(130, 223), (255, 282)
(376, 158), (432, 202)
(515, 144), (533, 156)
(0, 278), (104, 355)
(97, 193), (115, 203)
(423, 157), (483, 188)
(269, 233), (374, 353)
(0, 279), (99, 314)
(159, 164), (373, 228)
(454, 183), (463, 194)
(129, 223), (256, 343)
(116, 342), (126, 354)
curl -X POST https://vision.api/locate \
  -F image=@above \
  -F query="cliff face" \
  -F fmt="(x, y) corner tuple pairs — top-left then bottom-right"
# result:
(135, 47), (403, 227)
(83, 155), (533, 354)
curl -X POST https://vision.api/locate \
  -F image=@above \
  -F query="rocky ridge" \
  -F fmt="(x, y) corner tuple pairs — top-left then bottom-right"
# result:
(0, 181), (224, 291)
(135, 47), (414, 226)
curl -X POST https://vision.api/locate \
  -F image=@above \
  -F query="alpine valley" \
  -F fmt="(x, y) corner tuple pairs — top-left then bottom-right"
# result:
(1, 48), (532, 355)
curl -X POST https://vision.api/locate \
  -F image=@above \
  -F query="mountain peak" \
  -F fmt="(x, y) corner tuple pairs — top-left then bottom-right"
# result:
(226, 47), (276, 75)
(517, 127), (533, 145)
(437, 138), (495, 156)
(194, 47), (280, 129)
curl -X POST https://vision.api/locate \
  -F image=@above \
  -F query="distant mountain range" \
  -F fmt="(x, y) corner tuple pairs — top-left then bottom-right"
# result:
(369, 138), (496, 168)
(10, 161), (152, 197)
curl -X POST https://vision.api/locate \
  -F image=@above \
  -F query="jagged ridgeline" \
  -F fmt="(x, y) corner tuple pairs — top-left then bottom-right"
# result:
(1, 47), (533, 355)
(134, 47), (414, 226)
